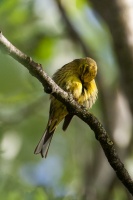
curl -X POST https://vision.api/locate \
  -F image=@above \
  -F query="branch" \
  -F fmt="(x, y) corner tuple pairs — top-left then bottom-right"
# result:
(0, 31), (133, 195)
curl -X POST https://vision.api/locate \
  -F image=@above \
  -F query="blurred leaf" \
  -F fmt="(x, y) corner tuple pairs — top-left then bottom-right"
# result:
(34, 37), (55, 60)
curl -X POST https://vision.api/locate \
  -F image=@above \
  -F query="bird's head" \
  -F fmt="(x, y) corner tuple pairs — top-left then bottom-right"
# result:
(79, 57), (97, 83)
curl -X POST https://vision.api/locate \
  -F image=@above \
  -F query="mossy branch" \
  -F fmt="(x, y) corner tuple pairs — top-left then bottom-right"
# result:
(0, 31), (133, 195)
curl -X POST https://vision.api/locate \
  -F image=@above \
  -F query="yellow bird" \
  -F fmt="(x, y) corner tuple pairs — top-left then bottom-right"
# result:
(34, 57), (98, 157)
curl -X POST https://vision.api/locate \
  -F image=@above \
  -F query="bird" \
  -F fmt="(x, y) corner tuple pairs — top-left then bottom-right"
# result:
(34, 57), (98, 158)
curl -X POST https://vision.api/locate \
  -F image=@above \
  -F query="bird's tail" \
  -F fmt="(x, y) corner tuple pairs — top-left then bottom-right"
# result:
(34, 120), (56, 158)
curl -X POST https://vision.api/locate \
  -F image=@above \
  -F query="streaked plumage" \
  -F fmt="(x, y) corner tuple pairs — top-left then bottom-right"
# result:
(34, 57), (98, 157)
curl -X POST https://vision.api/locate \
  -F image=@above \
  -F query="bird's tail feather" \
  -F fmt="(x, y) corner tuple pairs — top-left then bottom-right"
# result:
(34, 126), (55, 158)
